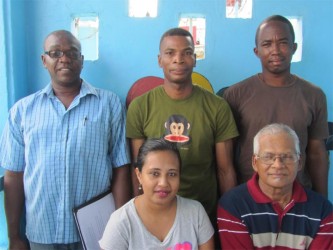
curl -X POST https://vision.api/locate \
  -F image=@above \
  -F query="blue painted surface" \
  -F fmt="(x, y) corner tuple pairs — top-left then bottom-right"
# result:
(0, 0), (332, 247)
(0, 1), (8, 246)
(0, 0), (8, 133)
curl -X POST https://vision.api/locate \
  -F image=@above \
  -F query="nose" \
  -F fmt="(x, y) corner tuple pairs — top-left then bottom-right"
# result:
(270, 42), (280, 53)
(173, 52), (185, 63)
(158, 175), (169, 186)
(272, 156), (285, 167)
(59, 52), (72, 62)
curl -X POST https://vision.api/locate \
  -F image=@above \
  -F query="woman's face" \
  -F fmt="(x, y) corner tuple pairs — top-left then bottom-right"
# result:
(136, 150), (180, 206)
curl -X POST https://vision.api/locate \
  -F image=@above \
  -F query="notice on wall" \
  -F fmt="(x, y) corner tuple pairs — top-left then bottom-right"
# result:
(226, 0), (252, 19)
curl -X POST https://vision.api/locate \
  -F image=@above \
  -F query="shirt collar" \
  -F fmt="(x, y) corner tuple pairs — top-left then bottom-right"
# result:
(247, 173), (307, 204)
(39, 79), (99, 99)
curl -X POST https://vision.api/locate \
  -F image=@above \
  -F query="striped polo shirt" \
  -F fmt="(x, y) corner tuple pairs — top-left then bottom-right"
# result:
(218, 174), (333, 249)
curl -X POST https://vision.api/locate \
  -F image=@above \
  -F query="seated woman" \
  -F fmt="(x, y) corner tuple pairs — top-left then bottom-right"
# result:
(99, 138), (215, 250)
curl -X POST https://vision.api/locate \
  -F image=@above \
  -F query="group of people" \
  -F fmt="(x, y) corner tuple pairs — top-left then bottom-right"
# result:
(0, 14), (332, 250)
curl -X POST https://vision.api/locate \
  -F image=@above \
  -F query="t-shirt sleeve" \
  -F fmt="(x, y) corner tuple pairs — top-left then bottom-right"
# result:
(215, 98), (239, 143)
(309, 89), (329, 139)
(99, 209), (129, 250)
(197, 202), (215, 245)
(126, 98), (145, 139)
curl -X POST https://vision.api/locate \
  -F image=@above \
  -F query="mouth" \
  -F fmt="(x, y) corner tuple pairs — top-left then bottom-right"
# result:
(269, 57), (284, 65)
(57, 68), (72, 72)
(269, 173), (286, 178)
(155, 190), (170, 198)
(170, 68), (188, 75)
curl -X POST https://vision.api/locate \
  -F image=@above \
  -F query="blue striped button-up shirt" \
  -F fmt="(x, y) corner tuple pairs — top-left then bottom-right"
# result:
(0, 80), (130, 243)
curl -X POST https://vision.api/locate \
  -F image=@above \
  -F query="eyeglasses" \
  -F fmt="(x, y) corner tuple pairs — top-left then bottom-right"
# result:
(44, 50), (82, 60)
(255, 153), (299, 165)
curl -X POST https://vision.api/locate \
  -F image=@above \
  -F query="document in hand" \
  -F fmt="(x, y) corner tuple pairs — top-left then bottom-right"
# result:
(73, 191), (115, 250)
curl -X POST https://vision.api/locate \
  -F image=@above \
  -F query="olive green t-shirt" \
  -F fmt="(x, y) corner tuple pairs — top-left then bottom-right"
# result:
(127, 85), (239, 219)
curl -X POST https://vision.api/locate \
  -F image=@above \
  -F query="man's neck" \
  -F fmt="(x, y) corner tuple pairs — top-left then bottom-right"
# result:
(259, 72), (294, 87)
(163, 81), (193, 100)
(52, 80), (82, 109)
(259, 181), (293, 209)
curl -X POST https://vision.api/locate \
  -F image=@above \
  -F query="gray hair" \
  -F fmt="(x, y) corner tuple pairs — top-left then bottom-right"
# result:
(253, 123), (300, 155)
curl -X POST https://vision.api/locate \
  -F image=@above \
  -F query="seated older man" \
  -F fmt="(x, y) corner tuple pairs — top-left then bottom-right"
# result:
(217, 123), (333, 249)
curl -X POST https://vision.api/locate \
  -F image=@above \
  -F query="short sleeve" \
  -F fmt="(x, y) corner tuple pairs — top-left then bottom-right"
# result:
(197, 201), (215, 245)
(309, 89), (328, 139)
(0, 103), (25, 171)
(215, 98), (239, 143)
(126, 98), (145, 139)
(99, 208), (130, 250)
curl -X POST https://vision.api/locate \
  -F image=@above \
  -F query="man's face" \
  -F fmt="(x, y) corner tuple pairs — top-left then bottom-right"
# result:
(158, 35), (196, 85)
(252, 132), (301, 194)
(254, 21), (297, 75)
(41, 32), (83, 88)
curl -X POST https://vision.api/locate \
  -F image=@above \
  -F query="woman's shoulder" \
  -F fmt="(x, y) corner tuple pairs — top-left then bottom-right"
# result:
(110, 198), (136, 221)
(177, 196), (205, 212)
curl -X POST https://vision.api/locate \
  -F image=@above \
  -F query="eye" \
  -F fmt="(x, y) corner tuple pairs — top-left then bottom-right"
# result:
(169, 172), (178, 177)
(185, 50), (193, 56)
(279, 40), (289, 44)
(262, 153), (274, 161)
(284, 154), (296, 160)
(150, 171), (159, 177)
(50, 50), (63, 58)
(68, 50), (81, 59)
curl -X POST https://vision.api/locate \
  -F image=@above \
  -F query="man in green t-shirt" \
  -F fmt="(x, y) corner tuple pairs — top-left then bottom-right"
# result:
(126, 28), (239, 225)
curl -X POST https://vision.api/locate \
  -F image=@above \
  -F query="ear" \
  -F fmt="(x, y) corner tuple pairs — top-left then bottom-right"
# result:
(41, 54), (47, 68)
(296, 155), (302, 172)
(253, 47), (259, 58)
(135, 168), (142, 184)
(193, 53), (197, 67)
(252, 155), (259, 172)
(81, 55), (84, 67)
(158, 54), (162, 68)
(292, 43), (298, 55)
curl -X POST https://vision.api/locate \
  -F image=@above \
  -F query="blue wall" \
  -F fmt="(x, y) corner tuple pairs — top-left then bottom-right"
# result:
(0, 0), (8, 133)
(0, 1), (332, 246)
(19, 0), (333, 199)
(10, 0), (333, 114)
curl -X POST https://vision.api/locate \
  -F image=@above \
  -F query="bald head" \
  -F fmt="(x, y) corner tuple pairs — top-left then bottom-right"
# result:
(44, 30), (81, 51)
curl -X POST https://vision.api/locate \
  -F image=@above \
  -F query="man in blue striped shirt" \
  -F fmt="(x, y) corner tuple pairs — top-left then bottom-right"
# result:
(0, 30), (130, 250)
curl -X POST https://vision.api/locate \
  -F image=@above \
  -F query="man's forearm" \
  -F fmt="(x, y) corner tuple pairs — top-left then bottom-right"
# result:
(307, 153), (328, 197)
(4, 171), (25, 240)
(111, 165), (131, 209)
(218, 167), (237, 195)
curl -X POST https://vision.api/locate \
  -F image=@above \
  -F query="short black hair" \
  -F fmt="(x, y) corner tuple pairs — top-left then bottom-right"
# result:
(136, 138), (181, 172)
(159, 27), (194, 50)
(255, 15), (295, 46)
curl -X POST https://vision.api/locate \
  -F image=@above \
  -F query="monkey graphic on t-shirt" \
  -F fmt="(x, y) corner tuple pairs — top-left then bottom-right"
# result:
(164, 114), (191, 143)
